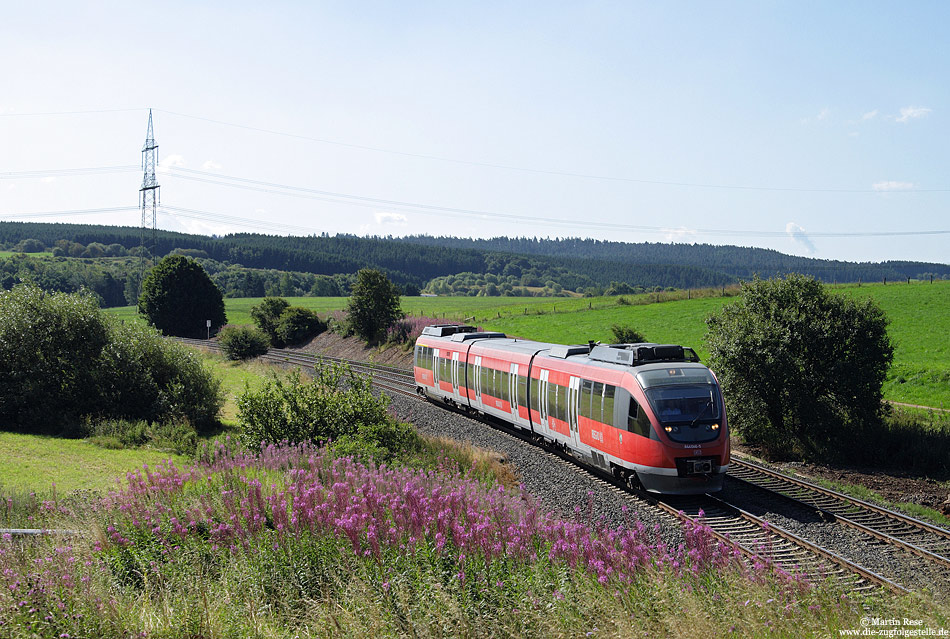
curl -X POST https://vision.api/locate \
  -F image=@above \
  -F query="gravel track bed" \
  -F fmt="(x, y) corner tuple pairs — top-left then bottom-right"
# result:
(719, 477), (950, 597)
(387, 393), (687, 549)
(387, 391), (948, 597)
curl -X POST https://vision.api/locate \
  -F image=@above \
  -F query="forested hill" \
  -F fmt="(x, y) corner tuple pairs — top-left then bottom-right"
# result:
(394, 236), (950, 283)
(1, 222), (947, 294)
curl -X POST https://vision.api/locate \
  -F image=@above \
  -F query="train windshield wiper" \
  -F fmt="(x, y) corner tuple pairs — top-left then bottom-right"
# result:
(690, 392), (714, 427)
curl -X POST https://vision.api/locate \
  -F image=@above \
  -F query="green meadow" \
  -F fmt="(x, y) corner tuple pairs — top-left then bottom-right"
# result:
(105, 280), (948, 408)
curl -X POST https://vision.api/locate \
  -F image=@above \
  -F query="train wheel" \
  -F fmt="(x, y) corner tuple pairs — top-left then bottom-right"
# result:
(626, 473), (643, 491)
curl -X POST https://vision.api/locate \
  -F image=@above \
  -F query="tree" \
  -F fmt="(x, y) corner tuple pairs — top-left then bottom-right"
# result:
(611, 325), (647, 343)
(346, 269), (402, 343)
(250, 297), (290, 344)
(705, 274), (893, 460)
(276, 306), (326, 346)
(138, 255), (227, 338)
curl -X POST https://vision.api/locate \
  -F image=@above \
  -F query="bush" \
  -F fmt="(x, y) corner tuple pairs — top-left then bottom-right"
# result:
(86, 418), (198, 456)
(705, 274), (893, 460)
(0, 286), (110, 432)
(97, 320), (224, 433)
(249, 297), (290, 345)
(0, 285), (223, 433)
(219, 325), (270, 360)
(13, 238), (45, 253)
(611, 324), (646, 343)
(276, 307), (326, 346)
(330, 419), (422, 463)
(237, 365), (391, 449)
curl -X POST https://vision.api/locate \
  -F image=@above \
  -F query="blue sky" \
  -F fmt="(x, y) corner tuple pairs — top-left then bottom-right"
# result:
(1, 1), (947, 263)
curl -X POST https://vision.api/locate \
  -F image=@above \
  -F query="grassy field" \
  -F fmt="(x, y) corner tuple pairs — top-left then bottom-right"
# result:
(104, 280), (949, 407)
(478, 281), (950, 409)
(0, 432), (191, 496)
(0, 353), (262, 497)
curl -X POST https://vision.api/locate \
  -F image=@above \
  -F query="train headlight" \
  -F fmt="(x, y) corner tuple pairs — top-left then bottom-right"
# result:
(711, 423), (720, 431)
(664, 426), (672, 433)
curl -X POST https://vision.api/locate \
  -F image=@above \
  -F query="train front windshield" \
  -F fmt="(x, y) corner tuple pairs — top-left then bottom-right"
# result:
(637, 367), (723, 443)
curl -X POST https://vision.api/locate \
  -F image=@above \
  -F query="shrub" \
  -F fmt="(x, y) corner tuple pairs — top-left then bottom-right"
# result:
(611, 324), (646, 343)
(276, 306), (326, 346)
(13, 238), (45, 253)
(86, 418), (198, 456)
(219, 325), (270, 360)
(705, 274), (893, 460)
(330, 419), (422, 463)
(237, 365), (391, 449)
(249, 297), (289, 344)
(98, 320), (224, 433)
(0, 285), (110, 432)
(0, 285), (223, 433)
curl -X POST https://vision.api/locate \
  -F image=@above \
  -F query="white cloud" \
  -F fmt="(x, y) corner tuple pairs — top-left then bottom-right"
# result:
(861, 109), (878, 120)
(201, 159), (222, 171)
(786, 222), (816, 254)
(896, 106), (931, 123)
(662, 227), (697, 242)
(801, 107), (831, 125)
(872, 181), (915, 191)
(41, 177), (56, 183)
(158, 154), (186, 171)
(374, 211), (408, 226)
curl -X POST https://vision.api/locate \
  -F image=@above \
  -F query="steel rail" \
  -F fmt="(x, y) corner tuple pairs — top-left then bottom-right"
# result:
(728, 456), (950, 564)
(173, 337), (906, 594)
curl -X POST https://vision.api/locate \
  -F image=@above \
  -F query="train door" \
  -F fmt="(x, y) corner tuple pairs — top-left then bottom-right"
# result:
(451, 352), (462, 402)
(473, 355), (483, 411)
(432, 349), (440, 392)
(538, 369), (550, 434)
(568, 376), (581, 450)
(509, 363), (520, 425)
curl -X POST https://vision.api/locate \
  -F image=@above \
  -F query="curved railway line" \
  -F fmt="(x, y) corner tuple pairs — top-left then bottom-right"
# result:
(178, 338), (950, 596)
(5, 338), (944, 599)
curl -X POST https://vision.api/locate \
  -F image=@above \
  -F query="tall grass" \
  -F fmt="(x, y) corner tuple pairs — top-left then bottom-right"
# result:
(2, 440), (933, 637)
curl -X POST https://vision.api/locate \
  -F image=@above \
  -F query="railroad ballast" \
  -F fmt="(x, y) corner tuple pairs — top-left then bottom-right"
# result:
(414, 325), (730, 495)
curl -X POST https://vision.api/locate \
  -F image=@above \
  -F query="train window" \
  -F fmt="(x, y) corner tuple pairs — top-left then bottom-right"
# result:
(627, 398), (653, 438)
(591, 382), (604, 423)
(440, 356), (451, 383)
(552, 383), (567, 422)
(482, 366), (492, 398)
(466, 363), (475, 390)
(530, 376), (540, 413)
(580, 380), (593, 419)
(603, 385), (616, 427)
(518, 374), (528, 408)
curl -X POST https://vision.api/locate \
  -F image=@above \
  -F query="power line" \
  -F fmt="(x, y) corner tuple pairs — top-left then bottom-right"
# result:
(5, 107), (948, 193)
(0, 206), (140, 219)
(161, 204), (327, 235)
(0, 166), (138, 179)
(164, 167), (950, 238)
(155, 108), (949, 194)
(0, 108), (142, 117)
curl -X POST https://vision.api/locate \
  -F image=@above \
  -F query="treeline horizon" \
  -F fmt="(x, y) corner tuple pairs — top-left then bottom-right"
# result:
(1, 222), (947, 305)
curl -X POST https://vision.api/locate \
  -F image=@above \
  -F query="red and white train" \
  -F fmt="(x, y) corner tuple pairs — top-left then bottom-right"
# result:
(414, 325), (729, 494)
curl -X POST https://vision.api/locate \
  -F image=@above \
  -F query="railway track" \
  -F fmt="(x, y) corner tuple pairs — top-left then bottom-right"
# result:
(178, 338), (932, 594)
(728, 456), (950, 569)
